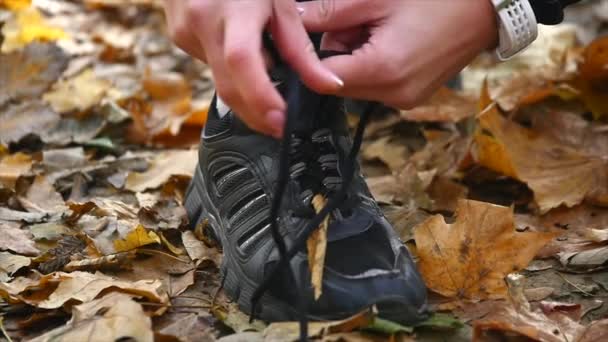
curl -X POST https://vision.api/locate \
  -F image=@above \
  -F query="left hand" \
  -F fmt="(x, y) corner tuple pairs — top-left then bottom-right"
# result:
(298, 0), (499, 109)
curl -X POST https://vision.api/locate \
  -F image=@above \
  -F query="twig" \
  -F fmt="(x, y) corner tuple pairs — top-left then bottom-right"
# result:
(0, 316), (13, 342)
(557, 272), (595, 297)
(137, 249), (192, 263)
(140, 302), (211, 309)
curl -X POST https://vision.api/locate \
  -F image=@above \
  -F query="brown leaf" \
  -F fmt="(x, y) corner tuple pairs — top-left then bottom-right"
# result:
(19, 176), (67, 214)
(307, 194), (329, 300)
(181, 231), (221, 267)
(473, 275), (585, 342)
(0, 252), (31, 282)
(401, 87), (477, 122)
(0, 222), (39, 256)
(0, 43), (68, 107)
(574, 36), (608, 119)
(474, 97), (608, 213)
(414, 199), (556, 300)
(29, 292), (154, 342)
(125, 150), (198, 192)
(264, 309), (374, 342)
(0, 270), (168, 309)
(578, 319), (608, 342)
(0, 101), (61, 146)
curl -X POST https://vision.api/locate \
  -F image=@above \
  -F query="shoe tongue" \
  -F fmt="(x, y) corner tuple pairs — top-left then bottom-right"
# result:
(326, 207), (375, 242)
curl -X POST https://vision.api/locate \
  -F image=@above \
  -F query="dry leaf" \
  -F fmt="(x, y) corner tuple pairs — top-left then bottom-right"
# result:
(0, 222), (39, 256)
(43, 69), (110, 113)
(1, 7), (68, 52)
(125, 150), (198, 192)
(0, 43), (68, 107)
(19, 176), (67, 214)
(63, 252), (134, 272)
(264, 309), (374, 342)
(0, 270), (168, 309)
(114, 224), (160, 252)
(401, 87), (476, 122)
(181, 230), (220, 266)
(474, 86), (607, 213)
(307, 194), (329, 300)
(578, 319), (608, 342)
(414, 199), (555, 300)
(0, 152), (32, 189)
(473, 274), (584, 342)
(574, 36), (608, 119)
(29, 292), (154, 342)
(0, 252), (31, 282)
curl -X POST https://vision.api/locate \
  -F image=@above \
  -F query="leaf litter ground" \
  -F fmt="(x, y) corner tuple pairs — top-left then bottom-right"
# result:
(1, 1), (608, 341)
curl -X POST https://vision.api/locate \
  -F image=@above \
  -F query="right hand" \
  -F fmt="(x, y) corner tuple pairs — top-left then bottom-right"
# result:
(162, 0), (344, 138)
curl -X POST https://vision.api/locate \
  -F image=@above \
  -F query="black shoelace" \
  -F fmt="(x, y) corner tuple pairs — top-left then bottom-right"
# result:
(249, 67), (379, 341)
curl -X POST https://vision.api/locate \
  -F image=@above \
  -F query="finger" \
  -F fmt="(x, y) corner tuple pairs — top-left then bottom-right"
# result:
(298, 0), (385, 32)
(319, 28), (368, 52)
(271, 0), (343, 93)
(223, 3), (286, 137)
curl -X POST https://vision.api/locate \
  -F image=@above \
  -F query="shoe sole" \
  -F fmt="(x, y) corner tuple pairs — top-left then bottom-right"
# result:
(185, 164), (430, 324)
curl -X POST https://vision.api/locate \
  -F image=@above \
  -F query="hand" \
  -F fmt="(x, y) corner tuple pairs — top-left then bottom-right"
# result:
(298, 0), (499, 109)
(162, 0), (344, 138)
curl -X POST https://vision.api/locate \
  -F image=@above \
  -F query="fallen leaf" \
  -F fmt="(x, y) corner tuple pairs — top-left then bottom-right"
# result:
(414, 199), (556, 300)
(558, 245), (608, 269)
(43, 69), (110, 113)
(0, 222), (39, 256)
(0, 270), (168, 309)
(574, 36), (608, 119)
(1, 7), (68, 52)
(29, 292), (154, 342)
(308, 194), (328, 300)
(264, 309), (374, 342)
(578, 319), (608, 342)
(0, 152), (32, 189)
(125, 150), (197, 192)
(474, 88), (608, 213)
(114, 224), (161, 252)
(0, 42), (68, 107)
(401, 87), (476, 122)
(181, 231), (220, 266)
(0, 252), (30, 282)
(157, 312), (216, 342)
(473, 274), (584, 342)
(63, 252), (134, 272)
(19, 176), (67, 214)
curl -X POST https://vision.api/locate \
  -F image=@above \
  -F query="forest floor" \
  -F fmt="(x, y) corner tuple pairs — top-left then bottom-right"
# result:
(1, 0), (608, 341)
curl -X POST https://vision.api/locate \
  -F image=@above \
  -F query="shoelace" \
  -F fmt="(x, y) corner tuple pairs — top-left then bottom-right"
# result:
(249, 67), (379, 341)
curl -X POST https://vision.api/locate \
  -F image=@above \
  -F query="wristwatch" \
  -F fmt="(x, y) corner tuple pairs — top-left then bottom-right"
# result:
(491, 0), (539, 60)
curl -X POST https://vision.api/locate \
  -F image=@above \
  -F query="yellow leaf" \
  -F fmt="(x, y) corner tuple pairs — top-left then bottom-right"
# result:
(114, 225), (160, 252)
(307, 194), (329, 300)
(0, 0), (31, 11)
(42, 69), (110, 114)
(414, 199), (556, 300)
(1, 7), (67, 52)
(0, 152), (32, 189)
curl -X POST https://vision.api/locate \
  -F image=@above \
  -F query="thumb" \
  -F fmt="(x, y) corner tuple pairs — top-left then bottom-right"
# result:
(298, 0), (380, 32)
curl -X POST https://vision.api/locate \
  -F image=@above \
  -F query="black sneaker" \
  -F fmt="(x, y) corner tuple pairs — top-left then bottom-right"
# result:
(184, 52), (428, 327)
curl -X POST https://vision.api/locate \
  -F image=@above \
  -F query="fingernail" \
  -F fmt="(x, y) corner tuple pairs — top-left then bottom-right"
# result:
(266, 110), (285, 138)
(329, 72), (344, 88)
(297, 6), (305, 15)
